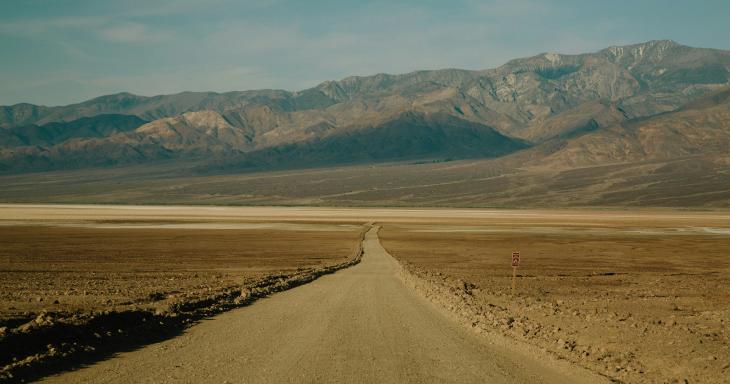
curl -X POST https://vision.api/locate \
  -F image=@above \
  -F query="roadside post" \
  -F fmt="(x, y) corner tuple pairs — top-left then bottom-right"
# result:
(511, 251), (520, 295)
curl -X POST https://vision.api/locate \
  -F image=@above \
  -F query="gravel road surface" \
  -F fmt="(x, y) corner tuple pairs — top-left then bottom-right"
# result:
(41, 227), (604, 383)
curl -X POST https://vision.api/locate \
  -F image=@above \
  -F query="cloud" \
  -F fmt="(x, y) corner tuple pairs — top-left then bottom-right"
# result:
(0, 15), (171, 45)
(467, 0), (552, 17)
(0, 16), (99, 36)
(98, 23), (171, 44)
(108, 0), (280, 17)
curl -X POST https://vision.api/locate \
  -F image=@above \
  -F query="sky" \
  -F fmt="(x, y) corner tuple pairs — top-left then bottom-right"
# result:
(1, 0), (729, 106)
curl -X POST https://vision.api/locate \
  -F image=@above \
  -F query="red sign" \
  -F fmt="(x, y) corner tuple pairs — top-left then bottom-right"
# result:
(511, 251), (520, 267)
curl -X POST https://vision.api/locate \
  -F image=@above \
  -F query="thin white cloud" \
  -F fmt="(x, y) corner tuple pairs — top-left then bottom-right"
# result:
(0, 16), (99, 36)
(110, 0), (280, 17)
(0, 16), (171, 45)
(98, 23), (172, 44)
(467, 0), (552, 17)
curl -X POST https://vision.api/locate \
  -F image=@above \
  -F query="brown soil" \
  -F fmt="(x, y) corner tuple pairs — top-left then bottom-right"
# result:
(1, 153), (729, 208)
(0, 225), (362, 322)
(380, 223), (730, 384)
(2, 205), (729, 383)
(35, 227), (606, 384)
(0, 224), (365, 382)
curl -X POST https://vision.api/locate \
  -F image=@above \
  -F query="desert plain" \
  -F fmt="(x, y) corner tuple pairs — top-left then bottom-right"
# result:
(0, 204), (728, 383)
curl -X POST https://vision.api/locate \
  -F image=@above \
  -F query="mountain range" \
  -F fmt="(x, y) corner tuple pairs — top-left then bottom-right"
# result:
(1, 40), (729, 207)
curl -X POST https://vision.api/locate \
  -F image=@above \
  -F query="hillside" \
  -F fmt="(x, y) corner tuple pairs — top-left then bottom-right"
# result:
(0, 114), (146, 148)
(527, 87), (730, 168)
(2, 40), (728, 143)
(0, 40), (729, 207)
(213, 112), (529, 171)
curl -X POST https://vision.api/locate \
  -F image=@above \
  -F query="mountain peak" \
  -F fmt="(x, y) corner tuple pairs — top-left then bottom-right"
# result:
(600, 39), (684, 63)
(604, 40), (681, 51)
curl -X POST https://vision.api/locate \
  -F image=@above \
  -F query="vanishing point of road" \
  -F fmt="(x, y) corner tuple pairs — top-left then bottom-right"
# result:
(42, 227), (605, 383)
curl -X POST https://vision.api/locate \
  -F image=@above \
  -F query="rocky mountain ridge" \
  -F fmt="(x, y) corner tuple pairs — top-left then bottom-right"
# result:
(1, 40), (729, 175)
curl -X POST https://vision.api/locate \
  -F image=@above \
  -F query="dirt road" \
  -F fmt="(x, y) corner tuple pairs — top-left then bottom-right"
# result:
(40, 227), (604, 384)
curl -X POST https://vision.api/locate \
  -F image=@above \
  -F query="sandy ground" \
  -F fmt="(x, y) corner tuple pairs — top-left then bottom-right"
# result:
(2, 204), (730, 225)
(380, 224), (730, 383)
(0, 215), (365, 382)
(39, 227), (605, 384)
(0, 226), (361, 321)
(2, 204), (729, 383)
(1, 155), (729, 208)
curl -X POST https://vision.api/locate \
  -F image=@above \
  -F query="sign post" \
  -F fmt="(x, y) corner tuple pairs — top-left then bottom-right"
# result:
(511, 251), (520, 296)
